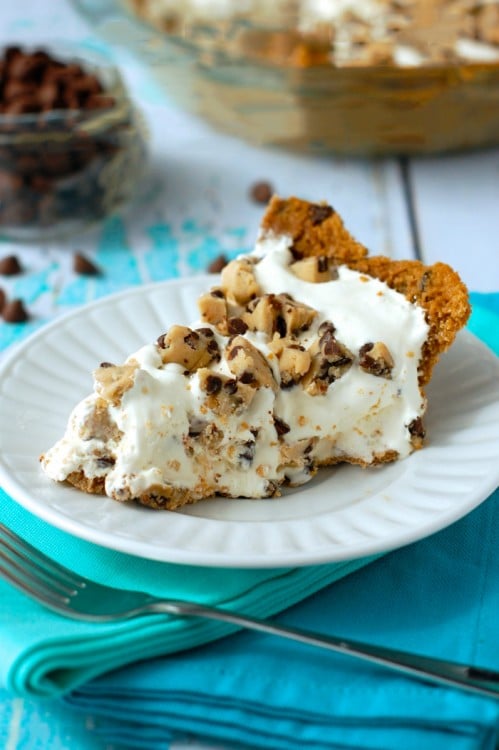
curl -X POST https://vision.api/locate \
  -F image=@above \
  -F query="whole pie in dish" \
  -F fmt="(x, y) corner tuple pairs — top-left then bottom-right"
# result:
(41, 197), (470, 509)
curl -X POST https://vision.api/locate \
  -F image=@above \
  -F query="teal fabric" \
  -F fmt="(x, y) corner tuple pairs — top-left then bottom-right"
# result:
(0, 486), (374, 699)
(0, 295), (497, 750)
(57, 296), (498, 750)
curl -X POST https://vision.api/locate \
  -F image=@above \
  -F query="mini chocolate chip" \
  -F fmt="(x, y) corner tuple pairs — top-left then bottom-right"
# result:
(249, 180), (273, 204)
(205, 374), (222, 395)
(0, 254), (22, 276)
(85, 93), (115, 109)
(156, 334), (167, 348)
(207, 342), (221, 362)
(210, 289), (224, 298)
(184, 331), (200, 348)
(239, 370), (256, 385)
(273, 416), (290, 436)
(275, 315), (287, 338)
(96, 456), (115, 468)
(323, 338), (344, 358)
(207, 254), (228, 273)
(317, 256), (329, 273)
(309, 204), (334, 226)
(223, 378), (238, 395)
(2, 298), (28, 323)
(73, 252), (100, 276)
(318, 320), (336, 337)
(408, 417), (426, 439)
(239, 439), (256, 464)
(196, 327), (214, 337)
(99, 361), (114, 368)
(188, 419), (205, 437)
(227, 317), (248, 335)
(359, 342), (374, 357)
(227, 345), (243, 361)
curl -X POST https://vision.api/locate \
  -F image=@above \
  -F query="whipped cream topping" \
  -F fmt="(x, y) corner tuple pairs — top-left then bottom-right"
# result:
(42, 233), (429, 502)
(131, 0), (499, 65)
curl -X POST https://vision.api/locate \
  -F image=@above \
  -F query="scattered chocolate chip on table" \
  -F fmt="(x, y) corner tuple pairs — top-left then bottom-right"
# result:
(206, 254), (228, 273)
(2, 298), (28, 323)
(249, 180), (274, 204)
(73, 252), (101, 276)
(0, 254), (22, 276)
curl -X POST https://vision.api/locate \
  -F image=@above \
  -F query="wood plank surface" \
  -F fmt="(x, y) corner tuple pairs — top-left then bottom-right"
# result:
(408, 152), (499, 291)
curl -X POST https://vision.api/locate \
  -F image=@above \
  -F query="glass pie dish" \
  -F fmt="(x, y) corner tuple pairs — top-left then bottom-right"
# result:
(71, 0), (499, 155)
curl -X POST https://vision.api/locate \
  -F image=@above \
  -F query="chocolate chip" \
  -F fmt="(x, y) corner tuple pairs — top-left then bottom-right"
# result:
(205, 374), (222, 395)
(323, 338), (346, 360)
(207, 254), (228, 273)
(96, 457), (115, 468)
(309, 204), (334, 226)
(408, 417), (426, 439)
(207, 339), (221, 359)
(73, 252), (101, 276)
(359, 342), (374, 357)
(227, 345), (243, 361)
(0, 288), (6, 312)
(99, 361), (114, 368)
(85, 94), (114, 110)
(196, 327), (214, 337)
(2, 298), (28, 323)
(317, 256), (329, 273)
(156, 334), (167, 349)
(184, 331), (200, 348)
(273, 416), (290, 436)
(0, 254), (22, 276)
(239, 439), (256, 464)
(239, 370), (256, 385)
(319, 329), (337, 351)
(210, 289), (224, 299)
(249, 180), (273, 204)
(318, 321), (336, 337)
(0, 170), (23, 197)
(227, 317), (248, 335)
(275, 315), (287, 338)
(223, 378), (238, 395)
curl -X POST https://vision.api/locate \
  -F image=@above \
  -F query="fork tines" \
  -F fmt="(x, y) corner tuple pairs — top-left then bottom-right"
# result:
(0, 522), (83, 607)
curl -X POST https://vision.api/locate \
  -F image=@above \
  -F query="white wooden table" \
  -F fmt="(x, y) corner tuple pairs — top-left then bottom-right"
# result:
(0, 2), (498, 748)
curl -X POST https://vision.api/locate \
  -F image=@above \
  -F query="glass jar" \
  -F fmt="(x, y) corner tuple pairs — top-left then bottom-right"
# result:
(0, 43), (147, 242)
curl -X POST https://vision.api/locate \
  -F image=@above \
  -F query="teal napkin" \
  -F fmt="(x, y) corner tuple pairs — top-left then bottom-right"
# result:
(0, 489), (374, 699)
(61, 297), (499, 750)
(65, 490), (499, 750)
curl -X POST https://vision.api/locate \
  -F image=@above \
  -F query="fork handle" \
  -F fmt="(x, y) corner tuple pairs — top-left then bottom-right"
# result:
(150, 599), (499, 700)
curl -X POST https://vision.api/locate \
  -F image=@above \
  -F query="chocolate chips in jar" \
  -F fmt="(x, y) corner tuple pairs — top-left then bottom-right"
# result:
(0, 44), (146, 241)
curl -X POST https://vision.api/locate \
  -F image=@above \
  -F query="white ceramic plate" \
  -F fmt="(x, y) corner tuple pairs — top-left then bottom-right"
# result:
(0, 277), (498, 568)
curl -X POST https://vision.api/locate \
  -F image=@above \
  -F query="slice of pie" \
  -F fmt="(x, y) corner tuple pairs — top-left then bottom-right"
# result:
(41, 196), (470, 509)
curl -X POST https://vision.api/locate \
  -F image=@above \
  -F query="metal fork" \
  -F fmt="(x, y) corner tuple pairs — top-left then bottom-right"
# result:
(0, 522), (498, 699)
